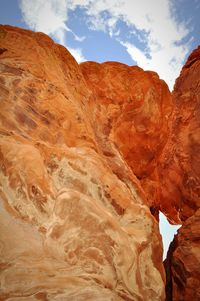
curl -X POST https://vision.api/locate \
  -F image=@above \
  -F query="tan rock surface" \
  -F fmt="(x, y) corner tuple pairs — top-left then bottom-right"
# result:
(0, 25), (165, 300)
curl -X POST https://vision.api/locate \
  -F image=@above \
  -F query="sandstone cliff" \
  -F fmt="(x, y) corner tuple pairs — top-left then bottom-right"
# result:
(0, 25), (165, 301)
(80, 46), (200, 301)
(80, 61), (172, 220)
(165, 209), (200, 301)
(164, 46), (200, 301)
(0, 24), (199, 301)
(159, 45), (200, 223)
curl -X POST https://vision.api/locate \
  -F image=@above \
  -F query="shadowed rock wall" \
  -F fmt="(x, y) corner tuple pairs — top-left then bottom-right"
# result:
(164, 46), (200, 301)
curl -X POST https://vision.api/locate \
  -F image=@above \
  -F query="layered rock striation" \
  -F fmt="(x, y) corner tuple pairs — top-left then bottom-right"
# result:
(0, 24), (199, 301)
(0, 25), (165, 301)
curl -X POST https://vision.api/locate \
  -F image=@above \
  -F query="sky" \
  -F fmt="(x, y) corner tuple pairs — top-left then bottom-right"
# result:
(1, 0), (195, 258)
(0, 0), (199, 90)
(159, 212), (180, 259)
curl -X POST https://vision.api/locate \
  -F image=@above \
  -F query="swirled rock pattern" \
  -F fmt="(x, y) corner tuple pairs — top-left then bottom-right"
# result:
(0, 25), (165, 300)
(1, 24), (200, 301)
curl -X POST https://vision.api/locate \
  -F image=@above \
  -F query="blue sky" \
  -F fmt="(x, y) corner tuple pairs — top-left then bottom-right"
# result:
(1, 0), (199, 89)
(159, 212), (180, 259)
(1, 0), (196, 258)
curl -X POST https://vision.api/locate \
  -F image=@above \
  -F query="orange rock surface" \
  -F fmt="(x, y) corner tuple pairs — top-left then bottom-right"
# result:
(165, 209), (200, 301)
(80, 61), (172, 216)
(159, 46), (200, 223)
(80, 51), (200, 301)
(164, 46), (200, 301)
(0, 25), (165, 300)
(1, 24), (200, 301)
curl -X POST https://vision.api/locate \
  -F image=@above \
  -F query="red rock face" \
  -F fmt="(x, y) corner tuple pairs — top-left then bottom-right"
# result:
(80, 48), (200, 225)
(158, 46), (200, 223)
(80, 61), (172, 215)
(80, 48), (200, 301)
(165, 209), (200, 301)
(0, 25), (165, 300)
(0, 24), (200, 301)
(164, 46), (200, 301)
(172, 209), (200, 301)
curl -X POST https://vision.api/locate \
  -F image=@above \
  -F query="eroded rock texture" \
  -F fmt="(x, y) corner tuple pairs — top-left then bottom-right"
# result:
(159, 46), (200, 223)
(165, 209), (200, 301)
(0, 25), (165, 300)
(164, 46), (200, 301)
(80, 62), (172, 218)
(1, 24), (200, 301)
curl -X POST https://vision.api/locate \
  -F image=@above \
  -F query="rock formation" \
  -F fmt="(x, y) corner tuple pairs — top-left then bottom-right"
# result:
(158, 45), (200, 223)
(80, 47), (200, 301)
(80, 61), (172, 219)
(0, 24), (199, 301)
(165, 209), (200, 301)
(0, 25), (165, 301)
(164, 46), (200, 301)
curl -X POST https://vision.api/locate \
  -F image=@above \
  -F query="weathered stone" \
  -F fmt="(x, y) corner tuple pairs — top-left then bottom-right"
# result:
(0, 25), (165, 301)
(165, 209), (200, 301)
(1, 24), (200, 301)
(164, 46), (200, 301)
(159, 46), (200, 223)
(80, 61), (172, 215)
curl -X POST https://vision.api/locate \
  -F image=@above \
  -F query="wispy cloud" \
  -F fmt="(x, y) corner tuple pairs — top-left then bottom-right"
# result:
(20, 0), (68, 38)
(67, 47), (86, 63)
(73, 35), (85, 42)
(19, 0), (192, 89)
(67, 0), (191, 89)
(19, 0), (86, 63)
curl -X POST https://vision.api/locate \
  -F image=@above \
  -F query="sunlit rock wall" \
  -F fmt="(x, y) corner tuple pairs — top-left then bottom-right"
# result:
(80, 61), (172, 219)
(0, 25), (165, 301)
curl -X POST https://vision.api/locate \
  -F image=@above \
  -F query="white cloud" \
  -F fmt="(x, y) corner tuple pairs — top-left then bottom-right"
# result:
(19, 0), (86, 63)
(19, 0), (85, 42)
(120, 41), (149, 66)
(67, 0), (191, 90)
(19, 0), (192, 89)
(67, 47), (86, 63)
(20, 0), (68, 38)
(74, 35), (85, 42)
(119, 40), (188, 90)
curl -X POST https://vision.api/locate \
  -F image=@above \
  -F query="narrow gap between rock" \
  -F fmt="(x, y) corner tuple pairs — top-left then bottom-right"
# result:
(159, 211), (181, 260)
